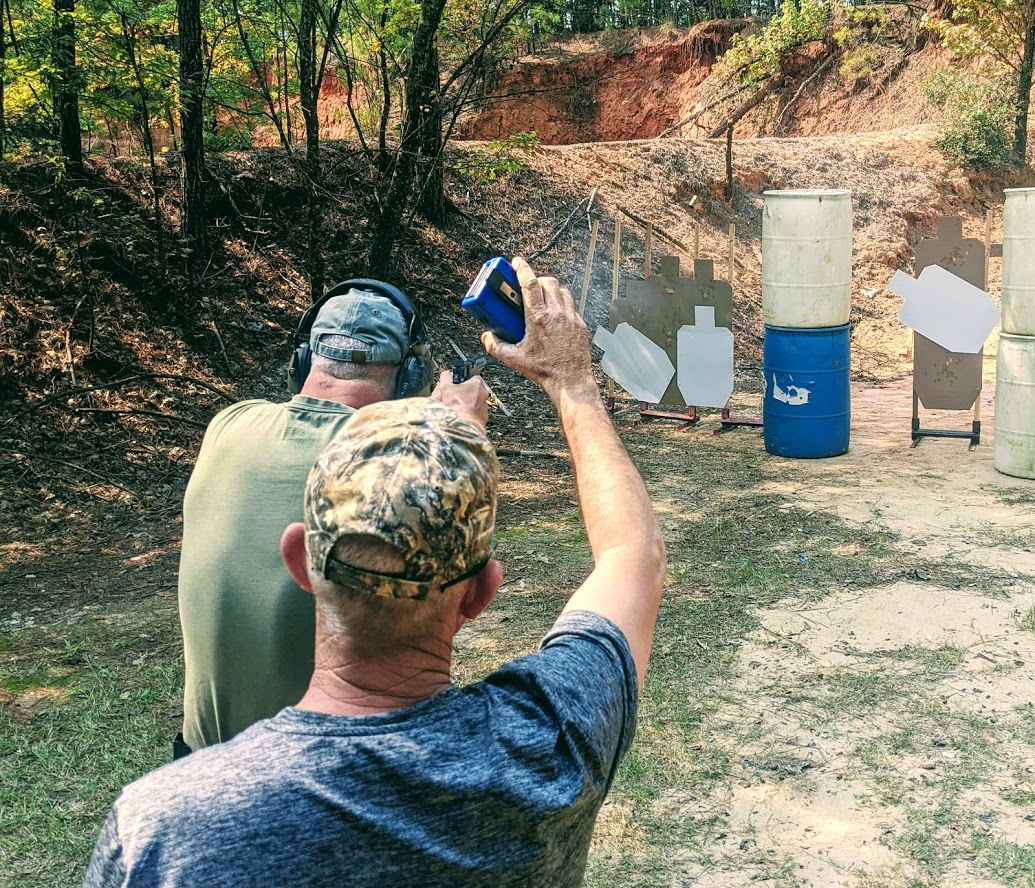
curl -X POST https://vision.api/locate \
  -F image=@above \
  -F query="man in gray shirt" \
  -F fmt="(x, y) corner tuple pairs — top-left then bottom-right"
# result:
(84, 258), (667, 888)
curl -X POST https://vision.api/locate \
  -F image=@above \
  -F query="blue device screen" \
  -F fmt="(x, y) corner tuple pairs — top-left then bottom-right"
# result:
(461, 257), (526, 343)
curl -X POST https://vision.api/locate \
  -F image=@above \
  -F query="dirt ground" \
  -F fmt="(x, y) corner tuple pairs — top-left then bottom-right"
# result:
(2, 353), (1034, 887)
(458, 14), (939, 145)
(666, 377), (1035, 887)
(457, 360), (1035, 887)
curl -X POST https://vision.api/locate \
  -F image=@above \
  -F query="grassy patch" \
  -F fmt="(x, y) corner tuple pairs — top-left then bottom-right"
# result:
(1017, 604), (1035, 635)
(0, 605), (181, 887)
(971, 833), (1035, 886)
(0, 663), (78, 696)
(841, 673), (1029, 883)
(578, 440), (899, 881)
(985, 484), (1035, 509)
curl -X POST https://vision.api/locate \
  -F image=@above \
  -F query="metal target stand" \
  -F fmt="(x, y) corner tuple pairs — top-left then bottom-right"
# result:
(906, 215), (995, 451)
(911, 390), (981, 449)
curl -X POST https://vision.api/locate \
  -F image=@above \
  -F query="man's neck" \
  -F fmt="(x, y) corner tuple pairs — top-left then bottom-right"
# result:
(299, 373), (389, 410)
(297, 633), (455, 717)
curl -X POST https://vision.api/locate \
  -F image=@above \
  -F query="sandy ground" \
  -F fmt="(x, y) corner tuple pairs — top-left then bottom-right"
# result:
(687, 373), (1035, 887)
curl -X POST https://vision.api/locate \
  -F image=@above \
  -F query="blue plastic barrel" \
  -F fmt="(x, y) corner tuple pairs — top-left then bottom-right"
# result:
(763, 324), (851, 458)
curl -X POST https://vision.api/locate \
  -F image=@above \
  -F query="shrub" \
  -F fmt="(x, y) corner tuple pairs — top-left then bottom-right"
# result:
(454, 132), (541, 185)
(720, 0), (830, 86)
(922, 69), (1012, 172)
(833, 7), (888, 89)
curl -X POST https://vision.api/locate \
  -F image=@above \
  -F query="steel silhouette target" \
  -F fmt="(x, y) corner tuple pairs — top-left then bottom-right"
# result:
(912, 334), (984, 410)
(896, 216), (993, 412)
(592, 323), (675, 403)
(891, 264), (999, 354)
(604, 256), (733, 407)
(676, 307), (735, 409)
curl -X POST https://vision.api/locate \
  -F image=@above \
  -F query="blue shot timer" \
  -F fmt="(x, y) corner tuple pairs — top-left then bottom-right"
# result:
(461, 257), (526, 344)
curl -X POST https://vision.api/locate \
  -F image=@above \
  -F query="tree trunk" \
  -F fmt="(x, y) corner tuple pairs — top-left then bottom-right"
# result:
(707, 77), (780, 139)
(178, 0), (207, 257)
(280, 5), (292, 145)
(122, 14), (166, 266)
(415, 45), (445, 223)
(0, 0), (6, 159)
(298, 0), (323, 303)
(377, 6), (391, 164)
(53, 0), (82, 176)
(368, 0), (449, 275)
(1014, 0), (1035, 169)
(725, 122), (734, 200)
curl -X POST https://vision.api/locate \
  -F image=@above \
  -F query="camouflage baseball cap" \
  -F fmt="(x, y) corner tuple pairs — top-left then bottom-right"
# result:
(310, 288), (409, 364)
(304, 398), (498, 600)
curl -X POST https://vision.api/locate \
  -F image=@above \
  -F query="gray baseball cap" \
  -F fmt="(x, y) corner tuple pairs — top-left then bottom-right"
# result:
(310, 289), (409, 364)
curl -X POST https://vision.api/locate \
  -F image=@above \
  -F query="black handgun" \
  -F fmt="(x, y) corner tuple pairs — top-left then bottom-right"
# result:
(452, 355), (489, 384)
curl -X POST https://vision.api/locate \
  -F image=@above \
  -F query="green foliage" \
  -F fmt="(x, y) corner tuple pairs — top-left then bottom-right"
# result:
(453, 131), (540, 184)
(719, 0), (830, 87)
(833, 6), (888, 89)
(922, 69), (1013, 171)
(0, 0), (803, 165)
(203, 122), (257, 152)
(923, 0), (1022, 70)
(0, 0), (181, 157)
(838, 46), (876, 88)
(83, 0), (180, 135)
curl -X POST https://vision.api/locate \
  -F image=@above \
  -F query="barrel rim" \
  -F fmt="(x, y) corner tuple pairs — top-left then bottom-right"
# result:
(1004, 187), (1035, 195)
(763, 189), (852, 199)
(998, 331), (1035, 341)
(764, 323), (852, 333)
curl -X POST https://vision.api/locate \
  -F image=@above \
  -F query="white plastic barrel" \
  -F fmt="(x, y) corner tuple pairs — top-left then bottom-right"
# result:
(762, 190), (852, 329)
(994, 332), (1035, 479)
(1003, 188), (1035, 335)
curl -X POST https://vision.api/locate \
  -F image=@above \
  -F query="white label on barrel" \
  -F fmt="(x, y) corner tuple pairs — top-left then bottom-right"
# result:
(772, 375), (811, 406)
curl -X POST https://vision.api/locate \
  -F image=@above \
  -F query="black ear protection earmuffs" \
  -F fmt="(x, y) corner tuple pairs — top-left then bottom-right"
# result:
(286, 278), (435, 398)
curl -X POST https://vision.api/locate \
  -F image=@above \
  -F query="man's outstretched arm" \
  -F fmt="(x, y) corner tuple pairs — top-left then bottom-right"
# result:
(483, 257), (666, 689)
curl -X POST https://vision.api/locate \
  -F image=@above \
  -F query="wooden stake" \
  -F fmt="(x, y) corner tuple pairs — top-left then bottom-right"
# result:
(984, 208), (993, 292)
(578, 219), (600, 317)
(978, 209), (990, 408)
(694, 222), (700, 260)
(612, 220), (622, 303)
(727, 223), (736, 284)
(725, 123), (734, 201)
(644, 223), (653, 279)
(608, 220), (622, 401)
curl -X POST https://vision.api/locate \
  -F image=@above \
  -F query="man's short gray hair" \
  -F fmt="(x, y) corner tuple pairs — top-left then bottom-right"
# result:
(313, 534), (466, 652)
(311, 334), (399, 389)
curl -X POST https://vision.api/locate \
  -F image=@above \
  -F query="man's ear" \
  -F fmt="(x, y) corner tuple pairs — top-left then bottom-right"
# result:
(280, 523), (313, 593)
(459, 559), (502, 622)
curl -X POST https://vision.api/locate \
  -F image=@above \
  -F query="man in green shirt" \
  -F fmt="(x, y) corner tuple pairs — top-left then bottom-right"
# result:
(177, 282), (487, 752)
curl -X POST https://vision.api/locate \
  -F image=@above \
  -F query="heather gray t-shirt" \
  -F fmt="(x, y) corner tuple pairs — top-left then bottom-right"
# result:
(84, 611), (638, 888)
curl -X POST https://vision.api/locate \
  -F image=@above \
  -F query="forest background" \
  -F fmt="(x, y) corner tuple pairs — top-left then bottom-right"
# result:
(3, 0), (1035, 299)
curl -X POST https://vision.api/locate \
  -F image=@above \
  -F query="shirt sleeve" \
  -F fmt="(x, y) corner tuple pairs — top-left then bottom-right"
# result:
(538, 610), (639, 788)
(483, 609), (638, 797)
(82, 807), (127, 888)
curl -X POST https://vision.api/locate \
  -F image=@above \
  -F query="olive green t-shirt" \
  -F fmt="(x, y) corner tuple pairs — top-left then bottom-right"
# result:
(178, 395), (355, 751)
